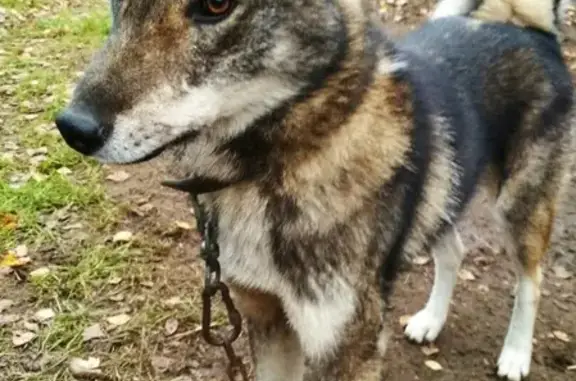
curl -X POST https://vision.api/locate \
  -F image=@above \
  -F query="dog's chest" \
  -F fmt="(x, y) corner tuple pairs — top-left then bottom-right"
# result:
(206, 188), (360, 359)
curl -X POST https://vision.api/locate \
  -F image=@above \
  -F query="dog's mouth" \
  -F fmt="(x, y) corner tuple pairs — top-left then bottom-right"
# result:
(121, 130), (201, 165)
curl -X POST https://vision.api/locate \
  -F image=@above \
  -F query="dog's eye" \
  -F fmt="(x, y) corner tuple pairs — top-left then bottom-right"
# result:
(187, 0), (236, 23)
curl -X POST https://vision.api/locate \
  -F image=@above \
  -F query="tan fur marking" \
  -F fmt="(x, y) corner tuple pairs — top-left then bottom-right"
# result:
(471, 0), (558, 33)
(282, 75), (412, 234)
(231, 286), (284, 325)
(522, 199), (556, 278)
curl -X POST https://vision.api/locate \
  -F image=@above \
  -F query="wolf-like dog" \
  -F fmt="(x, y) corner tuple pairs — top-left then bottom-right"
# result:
(54, 0), (574, 380)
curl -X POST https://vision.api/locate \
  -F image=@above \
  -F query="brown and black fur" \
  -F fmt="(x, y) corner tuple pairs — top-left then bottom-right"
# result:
(54, 0), (575, 380)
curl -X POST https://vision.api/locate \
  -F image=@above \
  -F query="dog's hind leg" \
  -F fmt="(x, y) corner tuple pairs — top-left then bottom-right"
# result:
(404, 225), (465, 343)
(494, 139), (571, 381)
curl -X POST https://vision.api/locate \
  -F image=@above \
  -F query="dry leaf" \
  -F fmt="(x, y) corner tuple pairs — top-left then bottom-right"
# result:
(69, 357), (102, 378)
(170, 377), (193, 381)
(165, 318), (179, 336)
(165, 297), (183, 307)
(425, 360), (443, 371)
(399, 315), (411, 327)
(0, 314), (20, 325)
(112, 231), (133, 243)
(23, 321), (39, 332)
(106, 313), (130, 326)
(174, 221), (194, 230)
(552, 265), (573, 280)
(34, 308), (55, 322)
(83, 324), (105, 342)
(0, 251), (30, 268)
(553, 330), (570, 343)
(14, 245), (28, 257)
(151, 356), (175, 373)
(57, 167), (72, 175)
(107, 276), (122, 285)
(421, 344), (439, 356)
(1, 214), (18, 230)
(12, 331), (36, 347)
(108, 294), (125, 302)
(106, 170), (131, 183)
(0, 299), (14, 313)
(458, 269), (476, 281)
(29, 267), (50, 278)
(412, 256), (430, 266)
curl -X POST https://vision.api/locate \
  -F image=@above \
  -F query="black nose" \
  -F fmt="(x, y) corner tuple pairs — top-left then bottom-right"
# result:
(55, 108), (104, 155)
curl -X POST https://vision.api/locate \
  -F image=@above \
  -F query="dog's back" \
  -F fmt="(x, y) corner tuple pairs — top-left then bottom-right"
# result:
(396, 16), (572, 189)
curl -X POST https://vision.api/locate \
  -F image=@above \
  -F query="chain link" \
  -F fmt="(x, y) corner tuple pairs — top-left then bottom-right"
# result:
(189, 194), (249, 381)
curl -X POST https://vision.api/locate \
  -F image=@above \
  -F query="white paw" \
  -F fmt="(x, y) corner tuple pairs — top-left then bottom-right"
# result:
(403, 308), (446, 343)
(497, 346), (531, 381)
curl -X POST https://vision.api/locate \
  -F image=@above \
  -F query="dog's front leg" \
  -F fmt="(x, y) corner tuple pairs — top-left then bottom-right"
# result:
(304, 285), (388, 381)
(248, 317), (305, 381)
(231, 286), (305, 381)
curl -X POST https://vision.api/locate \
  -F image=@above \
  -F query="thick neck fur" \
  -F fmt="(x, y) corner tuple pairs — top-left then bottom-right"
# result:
(164, 1), (399, 195)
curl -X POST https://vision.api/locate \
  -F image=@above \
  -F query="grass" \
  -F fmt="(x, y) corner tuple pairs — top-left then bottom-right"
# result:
(0, 2), (206, 380)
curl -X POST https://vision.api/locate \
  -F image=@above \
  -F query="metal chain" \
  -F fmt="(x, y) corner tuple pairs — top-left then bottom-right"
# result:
(189, 194), (249, 381)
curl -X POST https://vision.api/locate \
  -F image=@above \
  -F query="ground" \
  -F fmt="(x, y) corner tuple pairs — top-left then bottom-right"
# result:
(0, 1), (574, 380)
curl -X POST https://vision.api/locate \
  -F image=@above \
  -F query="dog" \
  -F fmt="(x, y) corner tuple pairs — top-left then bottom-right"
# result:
(54, 0), (574, 380)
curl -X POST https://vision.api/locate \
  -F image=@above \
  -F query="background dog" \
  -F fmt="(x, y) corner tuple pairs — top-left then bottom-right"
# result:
(54, 0), (574, 380)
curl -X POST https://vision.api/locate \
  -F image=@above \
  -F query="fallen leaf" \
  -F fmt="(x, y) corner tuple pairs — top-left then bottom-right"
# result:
(170, 377), (193, 381)
(553, 330), (571, 343)
(34, 308), (55, 323)
(107, 276), (122, 285)
(0, 299), (14, 313)
(69, 357), (102, 378)
(552, 265), (573, 280)
(1, 214), (18, 230)
(425, 360), (443, 371)
(57, 167), (72, 175)
(83, 324), (105, 342)
(108, 294), (125, 302)
(106, 170), (131, 183)
(23, 321), (39, 332)
(421, 344), (439, 356)
(412, 256), (430, 266)
(112, 231), (133, 243)
(14, 245), (28, 257)
(0, 314), (20, 325)
(151, 356), (175, 373)
(174, 221), (194, 230)
(106, 313), (130, 326)
(458, 269), (476, 281)
(29, 267), (50, 278)
(165, 318), (179, 336)
(399, 315), (411, 327)
(165, 297), (183, 307)
(0, 250), (30, 268)
(12, 331), (36, 347)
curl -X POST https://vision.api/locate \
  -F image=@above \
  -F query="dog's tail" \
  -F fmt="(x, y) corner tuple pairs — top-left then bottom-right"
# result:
(430, 0), (571, 35)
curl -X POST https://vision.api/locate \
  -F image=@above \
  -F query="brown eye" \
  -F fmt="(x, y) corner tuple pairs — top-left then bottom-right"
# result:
(205, 0), (231, 15)
(187, 0), (236, 23)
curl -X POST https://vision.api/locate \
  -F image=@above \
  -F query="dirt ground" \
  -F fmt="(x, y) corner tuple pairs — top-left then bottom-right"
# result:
(101, 5), (576, 380)
(2, 1), (575, 380)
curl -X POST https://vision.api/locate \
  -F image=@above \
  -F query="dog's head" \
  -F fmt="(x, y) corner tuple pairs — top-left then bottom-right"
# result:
(55, 0), (359, 184)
